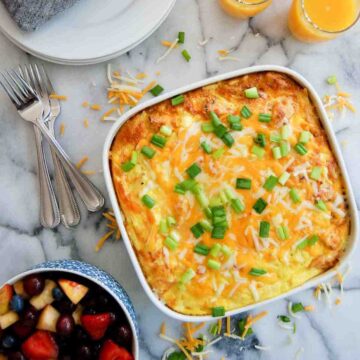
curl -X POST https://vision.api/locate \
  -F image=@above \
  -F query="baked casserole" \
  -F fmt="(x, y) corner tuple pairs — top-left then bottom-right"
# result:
(110, 72), (350, 316)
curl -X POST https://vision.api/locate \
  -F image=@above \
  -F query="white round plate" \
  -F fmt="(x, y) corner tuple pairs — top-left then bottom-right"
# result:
(0, 0), (176, 65)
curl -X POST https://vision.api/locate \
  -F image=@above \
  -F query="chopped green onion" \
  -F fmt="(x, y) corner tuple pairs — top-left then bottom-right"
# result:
(180, 179), (197, 191)
(211, 306), (225, 317)
(209, 111), (222, 127)
(308, 234), (319, 245)
(159, 219), (168, 234)
(254, 133), (266, 147)
(141, 194), (155, 208)
(263, 175), (278, 191)
(310, 166), (322, 181)
(208, 323), (219, 336)
(249, 268), (267, 276)
(186, 163), (201, 178)
(204, 207), (212, 219)
(259, 221), (270, 238)
(258, 113), (272, 123)
(210, 243), (222, 257)
(281, 125), (291, 139)
(236, 178), (252, 190)
(227, 114), (240, 124)
(327, 75), (337, 85)
(208, 259), (221, 270)
(213, 147), (225, 159)
(278, 315), (291, 323)
(174, 184), (186, 194)
(278, 172), (290, 185)
(194, 188), (209, 208)
(224, 188), (235, 201)
(289, 188), (301, 203)
(211, 205), (226, 217)
(244, 87), (259, 99)
(130, 151), (138, 164)
(231, 198), (245, 213)
(222, 132), (235, 148)
(180, 268), (195, 284)
(291, 302), (304, 313)
(199, 219), (212, 232)
(181, 49), (191, 62)
(194, 243), (210, 256)
(280, 141), (290, 157)
(252, 145), (265, 159)
(253, 198), (267, 214)
(214, 124), (228, 138)
(178, 31), (185, 44)
(211, 226), (226, 239)
(272, 146), (281, 160)
(276, 225), (289, 240)
(299, 130), (311, 144)
(294, 143), (308, 155)
(170, 231), (180, 243)
(191, 223), (205, 239)
(167, 216), (176, 226)
(201, 141), (212, 154)
(151, 134), (167, 148)
(202, 122), (215, 133)
(164, 236), (178, 251)
(160, 125), (172, 136)
(270, 132), (281, 143)
(231, 122), (243, 131)
(315, 200), (327, 211)
(150, 84), (164, 96)
(171, 94), (185, 106)
(221, 244), (233, 257)
(141, 146), (156, 159)
(121, 161), (135, 172)
(238, 318), (253, 337)
(241, 105), (252, 118)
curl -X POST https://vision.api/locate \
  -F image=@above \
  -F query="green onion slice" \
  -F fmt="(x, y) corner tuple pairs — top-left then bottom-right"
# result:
(249, 268), (267, 276)
(253, 198), (267, 214)
(150, 84), (164, 96)
(141, 194), (155, 208)
(211, 306), (225, 317)
(244, 87), (259, 99)
(171, 94), (185, 106)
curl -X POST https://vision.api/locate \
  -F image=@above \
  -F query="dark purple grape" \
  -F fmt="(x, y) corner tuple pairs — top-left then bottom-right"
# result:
(23, 275), (44, 296)
(56, 315), (75, 336)
(53, 299), (75, 314)
(11, 321), (33, 339)
(82, 307), (97, 316)
(22, 306), (38, 324)
(97, 294), (110, 309)
(8, 352), (26, 360)
(75, 344), (92, 359)
(74, 325), (89, 342)
(113, 324), (132, 347)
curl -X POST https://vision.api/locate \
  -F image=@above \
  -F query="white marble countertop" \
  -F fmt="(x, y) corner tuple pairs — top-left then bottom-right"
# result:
(0, 1), (360, 359)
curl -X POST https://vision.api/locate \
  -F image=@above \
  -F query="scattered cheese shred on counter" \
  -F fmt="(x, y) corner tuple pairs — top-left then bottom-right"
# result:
(101, 107), (117, 121)
(156, 38), (179, 64)
(76, 156), (89, 169)
(303, 305), (315, 312)
(82, 101), (89, 107)
(90, 104), (102, 111)
(95, 210), (121, 252)
(59, 123), (65, 136)
(136, 72), (148, 79)
(81, 170), (97, 175)
(50, 93), (67, 101)
(83, 118), (89, 128)
(161, 40), (179, 48)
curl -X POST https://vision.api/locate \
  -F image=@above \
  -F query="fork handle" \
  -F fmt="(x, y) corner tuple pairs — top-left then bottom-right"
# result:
(33, 126), (61, 228)
(36, 122), (105, 212)
(51, 150), (81, 227)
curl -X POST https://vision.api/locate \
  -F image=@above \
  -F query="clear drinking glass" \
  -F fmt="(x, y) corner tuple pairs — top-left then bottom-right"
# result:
(219, 0), (272, 19)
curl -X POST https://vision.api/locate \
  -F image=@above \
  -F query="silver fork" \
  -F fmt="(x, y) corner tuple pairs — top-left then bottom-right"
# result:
(0, 70), (105, 212)
(23, 64), (81, 228)
(2, 70), (60, 228)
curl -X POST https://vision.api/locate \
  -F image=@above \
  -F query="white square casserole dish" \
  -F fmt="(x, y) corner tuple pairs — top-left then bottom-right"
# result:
(103, 65), (359, 322)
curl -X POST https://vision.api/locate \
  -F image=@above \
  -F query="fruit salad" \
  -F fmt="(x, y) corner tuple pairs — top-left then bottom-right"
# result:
(0, 272), (134, 359)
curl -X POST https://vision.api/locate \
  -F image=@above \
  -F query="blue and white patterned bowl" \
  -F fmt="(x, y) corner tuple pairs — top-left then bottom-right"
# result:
(4, 259), (139, 359)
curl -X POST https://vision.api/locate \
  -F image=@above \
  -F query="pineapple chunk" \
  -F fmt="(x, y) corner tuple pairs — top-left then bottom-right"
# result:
(72, 305), (84, 325)
(37, 305), (60, 333)
(0, 311), (19, 329)
(14, 280), (29, 298)
(30, 280), (56, 310)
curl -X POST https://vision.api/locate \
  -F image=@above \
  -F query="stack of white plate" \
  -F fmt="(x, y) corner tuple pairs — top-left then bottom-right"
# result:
(0, 0), (176, 65)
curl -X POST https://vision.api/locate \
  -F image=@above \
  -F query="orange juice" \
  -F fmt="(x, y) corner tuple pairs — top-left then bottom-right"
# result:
(219, 0), (272, 19)
(288, 0), (359, 42)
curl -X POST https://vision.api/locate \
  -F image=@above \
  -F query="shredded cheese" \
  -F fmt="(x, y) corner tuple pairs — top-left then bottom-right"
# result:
(76, 156), (89, 169)
(156, 38), (179, 64)
(81, 101), (89, 107)
(90, 104), (102, 111)
(83, 118), (89, 128)
(50, 93), (67, 101)
(59, 123), (65, 136)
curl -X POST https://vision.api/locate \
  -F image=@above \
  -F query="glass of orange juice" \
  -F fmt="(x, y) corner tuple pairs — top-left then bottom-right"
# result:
(288, 0), (360, 42)
(219, 0), (272, 19)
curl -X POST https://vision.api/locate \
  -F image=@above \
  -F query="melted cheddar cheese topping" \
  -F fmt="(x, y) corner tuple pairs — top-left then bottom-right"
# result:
(110, 72), (350, 315)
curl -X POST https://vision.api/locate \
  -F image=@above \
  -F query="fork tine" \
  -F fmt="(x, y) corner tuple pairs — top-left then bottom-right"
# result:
(33, 64), (49, 101)
(0, 75), (21, 107)
(40, 64), (55, 94)
(7, 70), (29, 99)
(2, 72), (25, 104)
(28, 64), (42, 96)
(14, 68), (37, 98)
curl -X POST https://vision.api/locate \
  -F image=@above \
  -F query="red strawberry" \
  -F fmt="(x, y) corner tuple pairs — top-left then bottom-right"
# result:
(81, 313), (112, 340)
(21, 330), (58, 360)
(99, 340), (133, 360)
